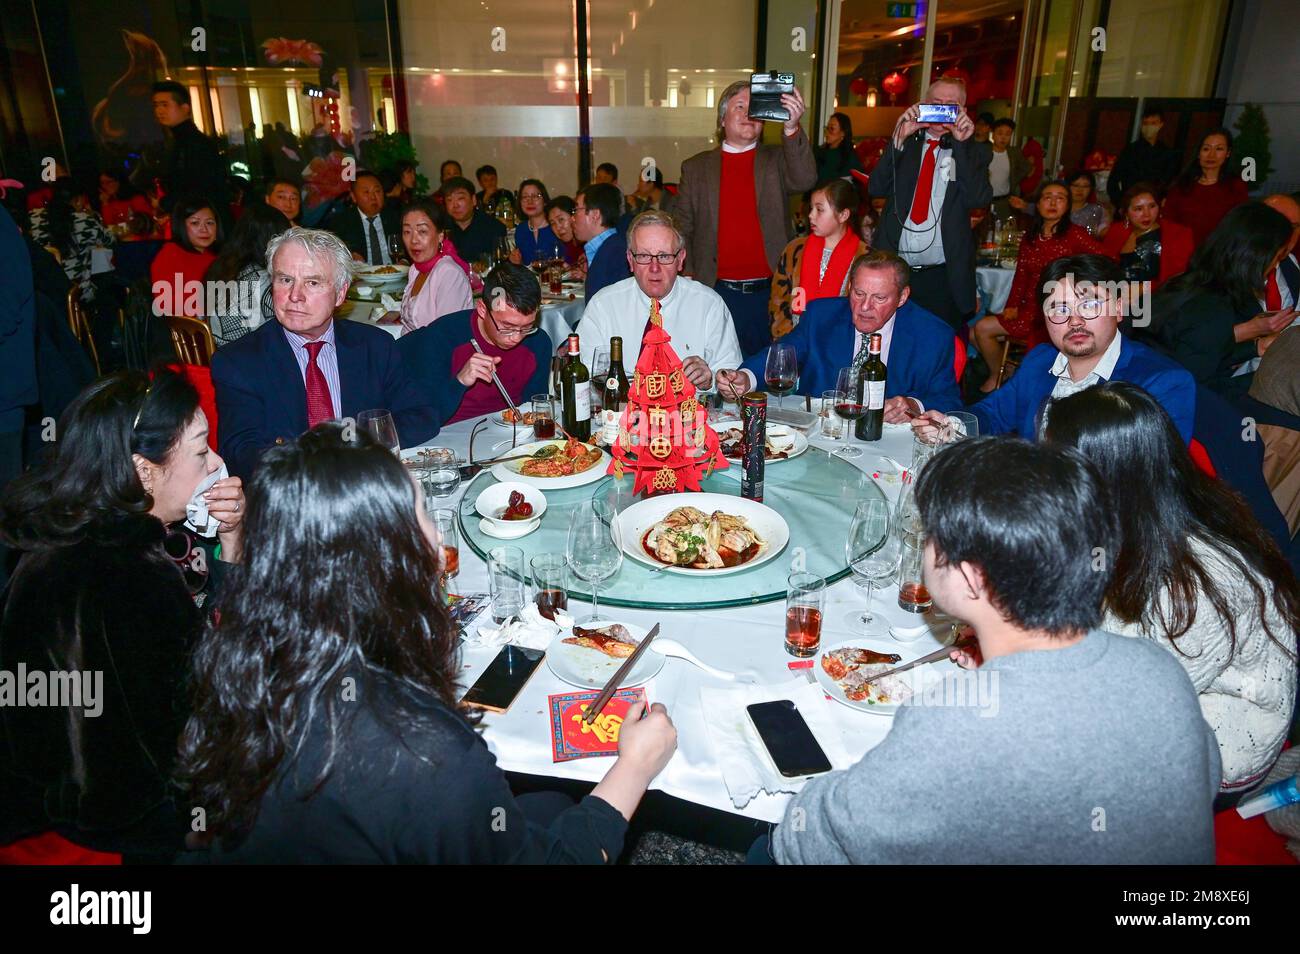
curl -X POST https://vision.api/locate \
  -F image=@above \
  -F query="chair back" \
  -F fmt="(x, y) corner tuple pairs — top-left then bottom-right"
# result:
(66, 285), (101, 375)
(165, 315), (216, 367)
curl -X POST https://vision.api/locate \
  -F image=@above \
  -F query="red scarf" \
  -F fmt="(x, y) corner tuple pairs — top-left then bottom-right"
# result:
(413, 236), (473, 276)
(795, 232), (857, 314)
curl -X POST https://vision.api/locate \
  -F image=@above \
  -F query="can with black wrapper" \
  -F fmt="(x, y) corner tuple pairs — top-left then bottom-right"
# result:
(740, 391), (767, 502)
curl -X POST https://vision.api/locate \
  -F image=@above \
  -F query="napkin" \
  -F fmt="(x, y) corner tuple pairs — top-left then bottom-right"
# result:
(183, 463), (230, 538)
(380, 292), (401, 313)
(468, 604), (574, 650)
(700, 678), (853, 809)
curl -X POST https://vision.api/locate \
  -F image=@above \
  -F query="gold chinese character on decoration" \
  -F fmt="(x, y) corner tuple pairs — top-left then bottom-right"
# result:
(646, 372), (667, 398)
(649, 435), (672, 458)
(653, 466), (678, 491)
(571, 706), (625, 744)
(669, 369), (685, 394)
(632, 371), (643, 391)
(680, 397), (698, 422)
(648, 407), (668, 428)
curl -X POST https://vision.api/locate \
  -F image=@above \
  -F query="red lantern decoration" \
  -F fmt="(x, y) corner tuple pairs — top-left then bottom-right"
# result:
(849, 76), (869, 98)
(881, 71), (908, 103)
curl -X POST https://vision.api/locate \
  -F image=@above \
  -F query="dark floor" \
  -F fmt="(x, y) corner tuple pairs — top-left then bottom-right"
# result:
(627, 830), (745, 864)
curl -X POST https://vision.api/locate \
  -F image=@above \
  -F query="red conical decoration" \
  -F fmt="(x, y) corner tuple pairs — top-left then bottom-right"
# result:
(607, 298), (728, 496)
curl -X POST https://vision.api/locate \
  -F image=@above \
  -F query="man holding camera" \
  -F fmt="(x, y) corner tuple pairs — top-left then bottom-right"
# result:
(674, 78), (817, 358)
(869, 77), (992, 332)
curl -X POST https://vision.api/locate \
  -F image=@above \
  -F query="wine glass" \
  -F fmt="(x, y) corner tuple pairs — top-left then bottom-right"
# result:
(566, 498), (624, 624)
(356, 409), (400, 456)
(388, 232), (407, 265)
(589, 347), (610, 425)
(832, 367), (866, 459)
(764, 342), (798, 411)
(844, 498), (901, 629)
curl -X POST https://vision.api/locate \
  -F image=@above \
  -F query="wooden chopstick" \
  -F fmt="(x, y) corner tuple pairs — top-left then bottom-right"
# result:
(470, 338), (523, 425)
(584, 623), (661, 724)
(858, 634), (976, 687)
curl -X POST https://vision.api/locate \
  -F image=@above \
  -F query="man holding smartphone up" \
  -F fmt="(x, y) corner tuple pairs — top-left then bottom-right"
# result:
(868, 77), (992, 332)
(675, 78), (817, 358)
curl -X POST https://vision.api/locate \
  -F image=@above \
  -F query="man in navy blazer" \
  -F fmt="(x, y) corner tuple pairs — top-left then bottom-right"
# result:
(212, 228), (440, 479)
(914, 254), (1196, 442)
(717, 250), (962, 419)
(574, 183), (631, 300)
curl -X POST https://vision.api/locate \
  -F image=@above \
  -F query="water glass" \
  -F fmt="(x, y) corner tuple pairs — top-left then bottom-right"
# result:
(530, 553), (569, 621)
(488, 546), (527, 624)
(784, 572), (825, 657)
(897, 531), (932, 614)
(432, 508), (460, 585)
(357, 409), (400, 455)
(819, 389), (845, 439)
(422, 447), (460, 497)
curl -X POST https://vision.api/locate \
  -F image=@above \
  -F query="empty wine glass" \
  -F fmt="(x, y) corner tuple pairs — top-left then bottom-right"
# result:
(764, 342), (798, 411)
(566, 497), (624, 624)
(844, 498), (900, 629)
(356, 409), (400, 456)
(832, 367), (866, 459)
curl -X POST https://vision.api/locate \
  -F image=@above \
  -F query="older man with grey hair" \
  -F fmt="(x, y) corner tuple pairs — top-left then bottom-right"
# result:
(673, 78), (816, 357)
(211, 226), (440, 478)
(575, 210), (742, 394)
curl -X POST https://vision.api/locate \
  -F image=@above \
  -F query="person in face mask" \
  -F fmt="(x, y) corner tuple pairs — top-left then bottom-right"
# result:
(0, 366), (244, 863)
(1107, 106), (1181, 208)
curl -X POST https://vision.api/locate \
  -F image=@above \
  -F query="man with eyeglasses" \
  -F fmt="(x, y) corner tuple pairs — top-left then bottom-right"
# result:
(399, 261), (554, 425)
(573, 182), (631, 300)
(912, 254), (1195, 441)
(573, 210), (741, 390)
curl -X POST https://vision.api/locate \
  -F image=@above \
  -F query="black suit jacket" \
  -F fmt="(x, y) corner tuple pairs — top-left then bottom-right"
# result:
(326, 205), (402, 263)
(868, 133), (992, 313)
(1150, 288), (1258, 401)
(211, 318), (440, 479)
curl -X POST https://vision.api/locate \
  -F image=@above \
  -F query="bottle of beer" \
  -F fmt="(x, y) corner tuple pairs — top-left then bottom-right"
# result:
(855, 332), (886, 442)
(599, 336), (630, 444)
(560, 334), (591, 441)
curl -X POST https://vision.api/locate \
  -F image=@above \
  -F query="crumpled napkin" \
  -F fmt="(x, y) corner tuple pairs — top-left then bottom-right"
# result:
(380, 291), (401, 312)
(184, 463), (230, 538)
(467, 604), (574, 650)
(700, 678), (854, 809)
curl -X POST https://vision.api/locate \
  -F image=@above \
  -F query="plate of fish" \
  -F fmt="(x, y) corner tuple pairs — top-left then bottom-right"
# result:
(615, 493), (789, 575)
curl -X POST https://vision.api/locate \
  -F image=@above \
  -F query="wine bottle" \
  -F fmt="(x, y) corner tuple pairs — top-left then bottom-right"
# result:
(855, 332), (886, 442)
(560, 334), (591, 441)
(599, 336), (630, 444)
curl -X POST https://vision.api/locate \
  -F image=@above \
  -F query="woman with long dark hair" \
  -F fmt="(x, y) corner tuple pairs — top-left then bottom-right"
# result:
(28, 177), (112, 303)
(204, 202), (291, 346)
(0, 367), (244, 861)
(1151, 201), (1295, 399)
(545, 195), (582, 266)
(815, 112), (866, 182)
(178, 424), (676, 863)
(1162, 128), (1249, 247)
(1065, 169), (1109, 238)
(970, 180), (1102, 390)
(1100, 181), (1194, 290)
(1044, 381), (1298, 794)
(395, 198), (473, 334)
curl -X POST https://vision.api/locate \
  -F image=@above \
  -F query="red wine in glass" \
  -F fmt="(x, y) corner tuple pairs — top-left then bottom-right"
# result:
(535, 588), (568, 621)
(898, 581), (932, 613)
(784, 606), (823, 657)
(834, 401), (868, 422)
(765, 375), (797, 397)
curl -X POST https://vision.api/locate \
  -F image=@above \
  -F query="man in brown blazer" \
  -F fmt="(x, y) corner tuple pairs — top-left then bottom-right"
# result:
(674, 80), (817, 357)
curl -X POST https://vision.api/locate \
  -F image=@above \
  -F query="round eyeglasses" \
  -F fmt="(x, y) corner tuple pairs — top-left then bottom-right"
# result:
(1045, 299), (1107, 323)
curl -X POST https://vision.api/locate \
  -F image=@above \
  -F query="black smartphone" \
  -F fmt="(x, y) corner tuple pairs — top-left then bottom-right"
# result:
(462, 646), (545, 713)
(746, 700), (833, 778)
(916, 103), (961, 125)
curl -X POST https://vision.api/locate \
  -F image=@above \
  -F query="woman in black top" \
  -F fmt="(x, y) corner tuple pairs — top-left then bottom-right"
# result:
(0, 368), (244, 860)
(815, 112), (866, 182)
(178, 424), (676, 864)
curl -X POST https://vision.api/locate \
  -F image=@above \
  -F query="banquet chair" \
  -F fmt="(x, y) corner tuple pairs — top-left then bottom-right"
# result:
(993, 334), (1029, 388)
(65, 285), (101, 375)
(166, 315), (216, 367)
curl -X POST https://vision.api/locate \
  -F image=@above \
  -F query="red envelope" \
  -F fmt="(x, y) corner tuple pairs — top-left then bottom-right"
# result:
(548, 688), (646, 762)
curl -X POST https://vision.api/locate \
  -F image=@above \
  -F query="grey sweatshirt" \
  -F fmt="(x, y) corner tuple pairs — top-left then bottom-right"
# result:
(773, 630), (1221, 864)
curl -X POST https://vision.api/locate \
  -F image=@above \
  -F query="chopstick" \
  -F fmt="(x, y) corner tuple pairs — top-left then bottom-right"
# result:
(858, 633), (976, 687)
(584, 623), (661, 724)
(470, 338), (523, 426)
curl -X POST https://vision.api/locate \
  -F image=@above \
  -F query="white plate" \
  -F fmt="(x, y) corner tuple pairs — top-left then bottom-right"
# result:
(478, 516), (540, 539)
(490, 408), (539, 428)
(490, 439), (610, 490)
(713, 419), (809, 464)
(616, 492), (789, 576)
(354, 263), (409, 281)
(546, 620), (664, 690)
(474, 481), (548, 525)
(814, 638), (946, 715)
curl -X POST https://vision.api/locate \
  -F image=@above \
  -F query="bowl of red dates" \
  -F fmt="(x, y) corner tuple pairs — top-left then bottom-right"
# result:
(474, 481), (548, 527)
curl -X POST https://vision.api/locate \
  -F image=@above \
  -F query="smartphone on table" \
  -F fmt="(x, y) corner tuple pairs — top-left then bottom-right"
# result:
(746, 700), (832, 778)
(462, 645), (545, 713)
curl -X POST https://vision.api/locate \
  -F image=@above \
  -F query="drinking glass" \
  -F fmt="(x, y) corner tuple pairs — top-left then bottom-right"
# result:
(566, 498), (624, 624)
(942, 411), (979, 443)
(432, 508), (460, 588)
(531, 394), (556, 440)
(764, 342), (798, 411)
(819, 389), (845, 440)
(832, 367), (866, 459)
(784, 572), (825, 657)
(422, 447), (460, 497)
(388, 232), (406, 265)
(589, 347), (610, 420)
(356, 409), (400, 455)
(530, 553), (569, 621)
(844, 499), (901, 629)
(897, 530), (932, 614)
(487, 546), (526, 624)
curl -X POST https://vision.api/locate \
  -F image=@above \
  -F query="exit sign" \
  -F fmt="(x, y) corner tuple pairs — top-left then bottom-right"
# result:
(887, 2), (919, 16)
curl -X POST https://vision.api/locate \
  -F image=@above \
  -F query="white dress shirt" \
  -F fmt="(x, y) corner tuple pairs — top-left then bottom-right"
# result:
(1235, 255), (1299, 377)
(1038, 331), (1123, 435)
(988, 148), (1011, 196)
(897, 135), (950, 266)
(575, 275), (743, 385)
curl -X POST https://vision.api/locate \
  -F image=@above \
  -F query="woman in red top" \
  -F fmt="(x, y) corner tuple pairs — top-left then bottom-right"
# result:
(1101, 181), (1194, 291)
(972, 180), (1102, 392)
(151, 196), (222, 318)
(1161, 128), (1249, 248)
(97, 171), (154, 234)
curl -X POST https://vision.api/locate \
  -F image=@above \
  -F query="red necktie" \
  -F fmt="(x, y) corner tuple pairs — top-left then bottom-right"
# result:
(304, 340), (334, 428)
(1265, 269), (1282, 311)
(910, 139), (941, 224)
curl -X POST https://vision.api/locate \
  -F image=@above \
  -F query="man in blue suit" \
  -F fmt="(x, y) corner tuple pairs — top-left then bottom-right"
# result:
(212, 228), (440, 479)
(716, 250), (962, 420)
(574, 182), (630, 301)
(914, 254), (1196, 441)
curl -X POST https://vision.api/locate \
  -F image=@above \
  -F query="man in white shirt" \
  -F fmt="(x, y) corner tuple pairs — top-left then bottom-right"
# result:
(575, 210), (742, 390)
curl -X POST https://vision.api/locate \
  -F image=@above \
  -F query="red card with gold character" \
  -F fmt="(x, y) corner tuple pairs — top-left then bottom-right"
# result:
(548, 688), (646, 762)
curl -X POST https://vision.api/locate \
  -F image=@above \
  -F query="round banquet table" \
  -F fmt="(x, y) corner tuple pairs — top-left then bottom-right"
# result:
(340, 284), (585, 344)
(975, 263), (1016, 316)
(415, 414), (955, 824)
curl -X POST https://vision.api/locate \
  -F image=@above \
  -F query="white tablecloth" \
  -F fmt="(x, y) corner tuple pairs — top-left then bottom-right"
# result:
(419, 416), (955, 824)
(976, 264), (1016, 316)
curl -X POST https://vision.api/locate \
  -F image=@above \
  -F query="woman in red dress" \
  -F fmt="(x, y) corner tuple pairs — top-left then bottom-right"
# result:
(150, 196), (223, 318)
(1101, 181), (1194, 291)
(972, 180), (1102, 392)
(1161, 128), (1249, 248)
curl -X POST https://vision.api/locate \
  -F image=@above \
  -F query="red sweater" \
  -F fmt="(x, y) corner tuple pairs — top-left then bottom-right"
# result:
(717, 150), (771, 280)
(1161, 178), (1249, 248)
(150, 242), (217, 317)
